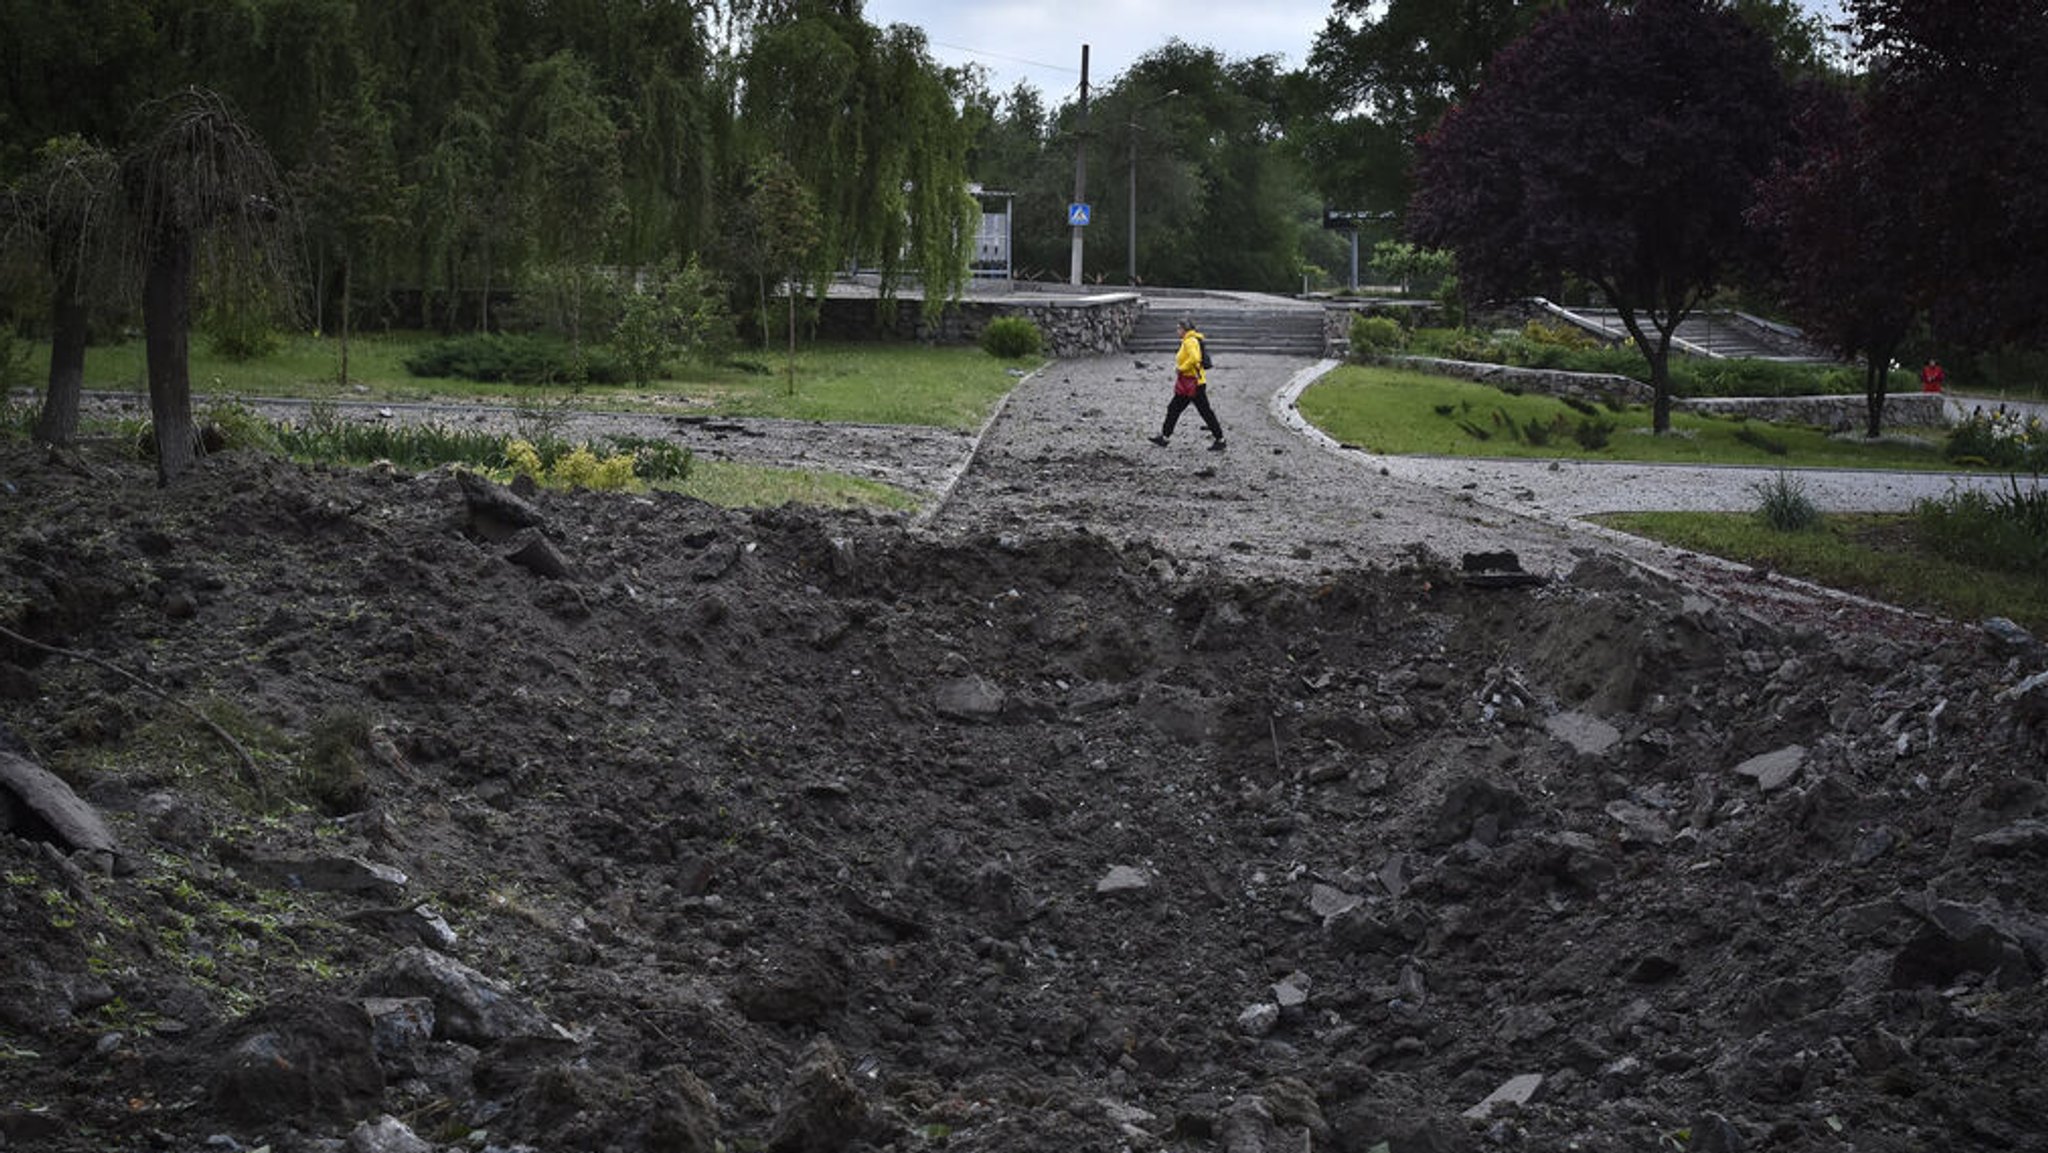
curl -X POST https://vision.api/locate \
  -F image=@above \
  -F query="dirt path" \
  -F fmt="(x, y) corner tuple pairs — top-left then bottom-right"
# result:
(923, 353), (1598, 580)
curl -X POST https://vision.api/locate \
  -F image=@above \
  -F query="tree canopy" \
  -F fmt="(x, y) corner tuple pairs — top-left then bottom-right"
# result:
(1849, 0), (2048, 352)
(1410, 0), (1792, 432)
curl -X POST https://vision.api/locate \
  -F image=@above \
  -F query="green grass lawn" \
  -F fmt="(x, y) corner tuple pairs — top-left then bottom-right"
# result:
(1304, 361), (2048, 630)
(1299, 362), (1960, 470)
(17, 331), (1034, 511)
(1596, 510), (2048, 634)
(56, 332), (1036, 432)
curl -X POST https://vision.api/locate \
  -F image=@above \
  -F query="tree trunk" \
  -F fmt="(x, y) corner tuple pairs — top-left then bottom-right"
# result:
(339, 256), (352, 389)
(33, 271), (87, 446)
(786, 285), (796, 396)
(1649, 338), (1673, 434)
(144, 230), (199, 486)
(1864, 352), (1889, 438)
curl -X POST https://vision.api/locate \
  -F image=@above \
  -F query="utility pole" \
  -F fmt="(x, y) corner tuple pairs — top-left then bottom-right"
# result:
(1069, 45), (1089, 287)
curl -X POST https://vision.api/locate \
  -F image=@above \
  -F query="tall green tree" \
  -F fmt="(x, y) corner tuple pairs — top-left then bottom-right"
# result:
(509, 49), (627, 348)
(294, 87), (410, 385)
(358, 0), (508, 329)
(1305, 0), (1552, 215)
(1410, 0), (1793, 433)
(739, 5), (975, 303)
(731, 156), (821, 389)
(1098, 42), (1304, 290)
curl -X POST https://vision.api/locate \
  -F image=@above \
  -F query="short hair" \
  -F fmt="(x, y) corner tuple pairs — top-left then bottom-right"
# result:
(1177, 317), (1193, 330)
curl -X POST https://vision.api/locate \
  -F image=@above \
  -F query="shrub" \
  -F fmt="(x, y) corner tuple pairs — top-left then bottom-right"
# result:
(1945, 407), (2047, 472)
(403, 333), (627, 386)
(1522, 320), (1603, 351)
(981, 316), (1044, 359)
(503, 436), (667, 490)
(608, 259), (740, 384)
(611, 288), (679, 386)
(1434, 274), (1465, 329)
(1751, 471), (1822, 532)
(1348, 314), (1404, 360)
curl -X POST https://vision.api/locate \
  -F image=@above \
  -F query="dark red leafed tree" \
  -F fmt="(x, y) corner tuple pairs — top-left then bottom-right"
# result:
(1408, 0), (1792, 433)
(1850, 0), (2048, 352)
(1749, 83), (1917, 437)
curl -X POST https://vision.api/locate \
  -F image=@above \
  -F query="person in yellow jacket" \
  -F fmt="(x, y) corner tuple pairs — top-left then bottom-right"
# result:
(1149, 319), (1226, 451)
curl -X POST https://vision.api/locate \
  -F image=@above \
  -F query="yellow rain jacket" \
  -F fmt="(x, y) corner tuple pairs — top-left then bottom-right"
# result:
(1175, 327), (1207, 386)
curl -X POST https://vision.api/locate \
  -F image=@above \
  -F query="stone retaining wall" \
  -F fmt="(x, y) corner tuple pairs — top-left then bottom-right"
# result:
(1389, 356), (1955, 428)
(1683, 393), (1951, 430)
(1389, 356), (1652, 406)
(816, 295), (1144, 357)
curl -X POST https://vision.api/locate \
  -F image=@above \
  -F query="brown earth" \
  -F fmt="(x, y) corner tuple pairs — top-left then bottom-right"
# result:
(2, 353), (2047, 1153)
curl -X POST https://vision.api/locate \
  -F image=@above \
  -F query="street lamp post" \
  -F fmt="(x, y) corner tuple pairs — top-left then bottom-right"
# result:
(1127, 89), (1179, 285)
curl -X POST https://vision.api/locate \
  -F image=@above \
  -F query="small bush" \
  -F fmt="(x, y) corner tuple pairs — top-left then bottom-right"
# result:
(1348, 314), (1404, 360)
(981, 316), (1044, 359)
(1751, 471), (1822, 532)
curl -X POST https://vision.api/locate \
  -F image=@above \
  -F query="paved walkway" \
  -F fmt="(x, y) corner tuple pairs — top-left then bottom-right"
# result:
(1274, 361), (2024, 524)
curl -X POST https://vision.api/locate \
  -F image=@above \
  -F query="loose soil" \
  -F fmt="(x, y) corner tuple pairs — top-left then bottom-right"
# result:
(2, 353), (2045, 1153)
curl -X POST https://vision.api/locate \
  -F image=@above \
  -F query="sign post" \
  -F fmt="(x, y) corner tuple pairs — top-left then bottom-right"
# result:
(1070, 45), (1090, 286)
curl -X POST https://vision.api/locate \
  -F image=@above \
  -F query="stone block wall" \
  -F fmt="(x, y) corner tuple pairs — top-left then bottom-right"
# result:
(1389, 356), (1955, 429)
(815, 295), (1145, 357)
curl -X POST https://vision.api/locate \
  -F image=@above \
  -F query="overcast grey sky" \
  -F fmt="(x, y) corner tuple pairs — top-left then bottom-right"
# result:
(860, 0), (1850, 103)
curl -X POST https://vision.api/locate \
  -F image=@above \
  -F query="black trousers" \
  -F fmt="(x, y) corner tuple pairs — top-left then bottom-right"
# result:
(1162, 386), (1223, 440)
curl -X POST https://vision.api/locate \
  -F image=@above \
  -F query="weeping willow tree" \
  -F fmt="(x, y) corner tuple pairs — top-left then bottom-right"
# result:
(737, 5), (977, 310)
(1, 136), (120, 446)
(122, 87), (298, 485)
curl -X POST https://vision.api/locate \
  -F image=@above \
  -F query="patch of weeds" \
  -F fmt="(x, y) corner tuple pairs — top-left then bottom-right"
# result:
(1574, 415), (1616, 451)
(1914, 477), (2048, 575)
(1751, 471), (1822, 532)
(200, 399), (284, 454)
(301, 710), (372, 815)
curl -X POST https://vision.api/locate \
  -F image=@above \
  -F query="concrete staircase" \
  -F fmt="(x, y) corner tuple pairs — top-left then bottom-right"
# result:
(1126, 298), (1329, 358)
(1552, 305), (1833, 362)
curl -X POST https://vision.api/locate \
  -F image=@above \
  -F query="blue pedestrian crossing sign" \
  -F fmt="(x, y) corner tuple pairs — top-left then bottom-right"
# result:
(1068, 202), (1092, 227)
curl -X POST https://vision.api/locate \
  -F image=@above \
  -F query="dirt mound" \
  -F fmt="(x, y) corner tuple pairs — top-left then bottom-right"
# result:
(2, 438), (2046, 1152)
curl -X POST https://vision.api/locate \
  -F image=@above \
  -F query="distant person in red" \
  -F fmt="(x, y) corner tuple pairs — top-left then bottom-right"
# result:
(1920, 359), (1947, 393)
